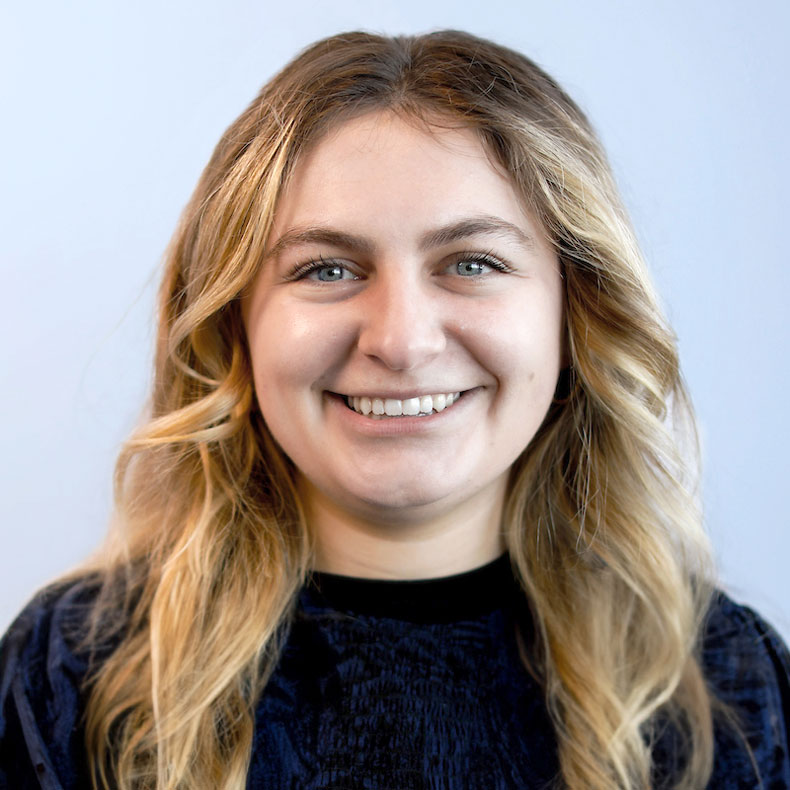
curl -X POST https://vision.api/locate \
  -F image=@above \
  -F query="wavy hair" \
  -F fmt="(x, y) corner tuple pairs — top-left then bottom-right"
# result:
(81, 30), (715, 789)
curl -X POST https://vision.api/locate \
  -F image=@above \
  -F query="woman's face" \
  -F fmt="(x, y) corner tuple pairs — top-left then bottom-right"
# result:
(244, 111), (563, 528)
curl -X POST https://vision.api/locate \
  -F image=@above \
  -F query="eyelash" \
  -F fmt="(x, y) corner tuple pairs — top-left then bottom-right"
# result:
(285, 254), (353, 282)
(284, 250), (513, 282)
(449, 251), (513, 276)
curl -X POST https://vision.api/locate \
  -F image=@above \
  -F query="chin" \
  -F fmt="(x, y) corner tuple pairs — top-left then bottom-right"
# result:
(344, 483), (467, 523)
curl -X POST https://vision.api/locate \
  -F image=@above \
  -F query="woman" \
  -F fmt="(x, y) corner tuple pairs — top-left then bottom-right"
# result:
(1, 30), (788, 790)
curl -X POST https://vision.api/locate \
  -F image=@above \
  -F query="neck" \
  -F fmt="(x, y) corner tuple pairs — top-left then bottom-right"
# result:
(302, 476), (507, 579)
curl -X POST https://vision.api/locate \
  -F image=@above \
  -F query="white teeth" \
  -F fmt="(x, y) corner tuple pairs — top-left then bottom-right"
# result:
(345, 391), (463, 418)
(384, 399), (403, 416)
(402, 397), (421, 416)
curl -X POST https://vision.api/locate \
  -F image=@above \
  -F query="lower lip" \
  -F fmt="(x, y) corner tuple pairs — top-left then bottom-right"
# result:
(325, 390), (477, 437)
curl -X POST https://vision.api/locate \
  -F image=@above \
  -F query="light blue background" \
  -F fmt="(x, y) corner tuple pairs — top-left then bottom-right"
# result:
(1, 0), (787, 640)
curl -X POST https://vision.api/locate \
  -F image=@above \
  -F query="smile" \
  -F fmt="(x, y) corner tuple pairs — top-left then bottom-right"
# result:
(344, 392), (462, 418)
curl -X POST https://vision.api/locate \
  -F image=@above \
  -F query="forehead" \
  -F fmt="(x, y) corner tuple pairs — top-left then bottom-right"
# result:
(271, 110), (531, 240)
(296, 109), (495, 168)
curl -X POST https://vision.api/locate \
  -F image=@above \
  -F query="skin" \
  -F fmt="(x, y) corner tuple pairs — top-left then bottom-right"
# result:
(244, 110), (564, 579)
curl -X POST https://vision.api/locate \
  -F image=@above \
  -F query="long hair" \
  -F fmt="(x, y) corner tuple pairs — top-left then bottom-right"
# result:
(82, 30), (715, 789)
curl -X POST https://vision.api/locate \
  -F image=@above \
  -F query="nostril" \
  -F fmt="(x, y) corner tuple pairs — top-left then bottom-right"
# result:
(357, 326), (447, 371)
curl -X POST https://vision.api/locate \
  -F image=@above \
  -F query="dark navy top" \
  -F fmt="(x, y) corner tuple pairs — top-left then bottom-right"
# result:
(1, 553), (788, 789)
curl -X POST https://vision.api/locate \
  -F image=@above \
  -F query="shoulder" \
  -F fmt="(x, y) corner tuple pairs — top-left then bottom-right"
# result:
(0, 578), (102, 789)
(702, 590), (790, 702)
(701, 590), (790, 787)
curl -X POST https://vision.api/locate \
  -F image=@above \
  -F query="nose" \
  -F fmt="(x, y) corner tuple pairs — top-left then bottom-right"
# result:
(356, 270), (446, 370)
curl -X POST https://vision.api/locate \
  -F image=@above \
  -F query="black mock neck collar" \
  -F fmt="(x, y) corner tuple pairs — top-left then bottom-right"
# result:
(305, 552), (520, 624)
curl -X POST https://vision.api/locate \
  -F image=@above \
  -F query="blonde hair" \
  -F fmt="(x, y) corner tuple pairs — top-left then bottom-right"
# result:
(81, 30), (715, 789)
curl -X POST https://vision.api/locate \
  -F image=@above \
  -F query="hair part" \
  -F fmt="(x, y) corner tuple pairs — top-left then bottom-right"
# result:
(82, 30), (715, 789)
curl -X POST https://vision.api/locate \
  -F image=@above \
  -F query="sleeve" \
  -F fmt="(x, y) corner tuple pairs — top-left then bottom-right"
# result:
(0, 585), (95, 790)
(703, 592), (790, 789)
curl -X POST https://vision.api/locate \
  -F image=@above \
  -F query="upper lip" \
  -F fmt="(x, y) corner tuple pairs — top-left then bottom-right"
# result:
(329, 388), (470, 399)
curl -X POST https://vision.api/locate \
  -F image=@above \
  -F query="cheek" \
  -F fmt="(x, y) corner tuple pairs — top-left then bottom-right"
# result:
(247, 304), (349, 412)
(247, 307), (296, 412)
(478, 316), (562, 463)
(468, 293), (563, 393)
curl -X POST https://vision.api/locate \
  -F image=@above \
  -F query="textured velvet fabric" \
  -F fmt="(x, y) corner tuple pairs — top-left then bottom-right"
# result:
(1, 553), (788, 789)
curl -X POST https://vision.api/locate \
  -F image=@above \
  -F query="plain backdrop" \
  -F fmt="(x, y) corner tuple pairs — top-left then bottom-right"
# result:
(1, 0), (787, 640)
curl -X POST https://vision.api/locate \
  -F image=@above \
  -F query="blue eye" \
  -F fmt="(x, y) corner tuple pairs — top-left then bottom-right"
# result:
(455, 259), (489, 276)
(311, 264), (353, 282)
(449, 253), (510, 277)
(287, 258), (360, 283)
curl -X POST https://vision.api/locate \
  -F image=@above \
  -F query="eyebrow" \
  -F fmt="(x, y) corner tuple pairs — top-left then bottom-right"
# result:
(420, 216), (535, 252)
(264, 215), (536, 261)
